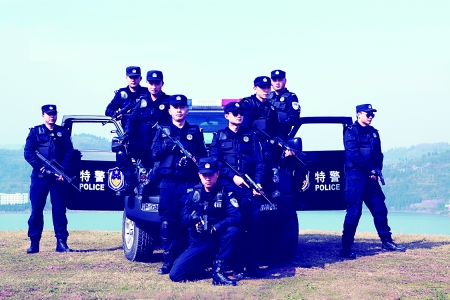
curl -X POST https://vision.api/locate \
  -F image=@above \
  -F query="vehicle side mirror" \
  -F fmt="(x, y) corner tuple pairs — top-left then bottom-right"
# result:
(288, 137), (302, 152)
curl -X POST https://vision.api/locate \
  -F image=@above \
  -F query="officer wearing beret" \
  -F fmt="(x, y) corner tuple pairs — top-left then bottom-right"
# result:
(151, 94), (208, 274)
(269, 70), (301, 139)
(105, 66), (148, 124)
(24, 105), (75, 253)
(341, 104), (406, 259)
(209, 101), (266, 278)
(169, 157), (241, 286)
(116, 70), (171, 196)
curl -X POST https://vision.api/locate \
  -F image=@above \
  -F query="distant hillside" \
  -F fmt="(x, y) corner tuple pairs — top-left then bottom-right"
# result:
(383, 144), (450, 214)
(1, 139), (449, 214)
(384, 142), (450, 165)
(0, 134), (110, 193)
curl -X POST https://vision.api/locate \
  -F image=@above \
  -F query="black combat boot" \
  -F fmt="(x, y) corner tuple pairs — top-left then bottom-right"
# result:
(158, 251), (173, 275)
(26, 239), (40, 254)
(212, 260), (237, 286)
(232, 268), (245, 280)
(382, 240), (406, 252)
(340, 247), (356, 259)
(56, 238), (73, 252)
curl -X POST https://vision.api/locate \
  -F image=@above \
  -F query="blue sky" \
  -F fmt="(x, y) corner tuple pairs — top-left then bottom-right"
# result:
(1, 0), (449, 150)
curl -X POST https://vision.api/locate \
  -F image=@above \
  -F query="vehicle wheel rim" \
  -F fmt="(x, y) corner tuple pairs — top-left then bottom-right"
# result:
(124, 217), (135, 249)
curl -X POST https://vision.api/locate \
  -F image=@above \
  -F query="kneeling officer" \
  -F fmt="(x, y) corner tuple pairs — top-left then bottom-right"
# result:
(169, 157), (241, 286)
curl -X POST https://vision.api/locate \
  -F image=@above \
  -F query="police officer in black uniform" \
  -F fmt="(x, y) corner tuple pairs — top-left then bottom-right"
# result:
(209, 101), (266, 278)
(24, 105), (75, 254)
(341, 104), (406, 259)
(169, 157), (240, 286)
(151, 94), (207, 274)
(240, 76), (281, 190)
(269, 69), (301, 139)
(105, 66), (148, 125)
(116, 70), (171, 196)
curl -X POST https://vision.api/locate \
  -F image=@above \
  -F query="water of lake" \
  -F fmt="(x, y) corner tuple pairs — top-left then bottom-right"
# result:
(1, 211), (449, 235)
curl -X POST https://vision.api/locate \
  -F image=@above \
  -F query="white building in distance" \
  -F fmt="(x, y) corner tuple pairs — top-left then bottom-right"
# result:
(0, 193), (29, 205)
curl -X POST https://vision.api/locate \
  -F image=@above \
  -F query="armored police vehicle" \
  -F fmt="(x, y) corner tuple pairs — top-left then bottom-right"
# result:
(61, 100), (352, 263)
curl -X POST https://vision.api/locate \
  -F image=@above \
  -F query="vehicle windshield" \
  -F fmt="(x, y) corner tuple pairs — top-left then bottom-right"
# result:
(187, 111), (227, 144)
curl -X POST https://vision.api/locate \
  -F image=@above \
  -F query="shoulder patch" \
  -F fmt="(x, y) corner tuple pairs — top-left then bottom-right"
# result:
(230, 198), (239, 208)
(292, 102), (299, 110)
(192, 190), (201, 203)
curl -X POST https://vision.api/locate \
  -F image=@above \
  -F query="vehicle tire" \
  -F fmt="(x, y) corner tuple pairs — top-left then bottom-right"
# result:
(122, 211), (155, 262)
(262, 212), (299, 263)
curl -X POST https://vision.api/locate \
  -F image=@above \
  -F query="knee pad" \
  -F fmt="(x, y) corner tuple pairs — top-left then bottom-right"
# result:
(160, 220), (174, 240)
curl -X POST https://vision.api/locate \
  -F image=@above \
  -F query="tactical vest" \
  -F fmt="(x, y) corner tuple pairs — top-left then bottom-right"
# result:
(345, 124), (381, 170)
(191, 184), (224, 215)
(158, 124), (202, 178)
(217, 129), (255, 174)
(242, 96), (277, 134)
(269, 91), (292, 123)
(35, 125), (66, 163)
(135, 96), (170, 142)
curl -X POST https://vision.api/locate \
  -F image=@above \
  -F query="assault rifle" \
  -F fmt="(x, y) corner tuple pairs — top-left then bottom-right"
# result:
(253, 126), (309, 167)
(102, 101), (136, 126)
(223, 160), (273, 205)
(35, 150), (81, 192)
(154, 123), (198, 166)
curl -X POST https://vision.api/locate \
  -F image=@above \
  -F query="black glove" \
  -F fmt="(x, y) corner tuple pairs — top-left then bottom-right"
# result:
(370, 169), (381, 177)
(40, 167), (53, 177)
(190, 210), (201, 223)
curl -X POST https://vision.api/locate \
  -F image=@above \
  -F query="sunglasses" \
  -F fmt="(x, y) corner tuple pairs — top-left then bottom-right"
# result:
(363, 112), (375, 118)
(230, 110), (243, 117)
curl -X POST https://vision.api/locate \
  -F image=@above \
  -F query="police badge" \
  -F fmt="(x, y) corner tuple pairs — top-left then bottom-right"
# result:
(230, 198), (239, 208)
(159, 104), (165, 110)
(280, 97), (285, 102)
(57, 132), (62, 137)
(243, 136), (249, 142)
(140, 99), (148, 108)
(193, 190), (201, 203)
(187, 134), (193, 140)
(108, 167), (125, 191)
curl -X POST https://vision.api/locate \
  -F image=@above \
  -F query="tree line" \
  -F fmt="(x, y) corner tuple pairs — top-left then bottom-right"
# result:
(1, 135), (449, 214)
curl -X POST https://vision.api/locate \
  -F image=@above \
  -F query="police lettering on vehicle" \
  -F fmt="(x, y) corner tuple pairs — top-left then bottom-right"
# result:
(302, 170), (341, 192)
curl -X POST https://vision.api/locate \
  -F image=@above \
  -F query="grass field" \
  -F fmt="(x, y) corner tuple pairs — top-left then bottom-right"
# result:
(0, 230), (449, 300)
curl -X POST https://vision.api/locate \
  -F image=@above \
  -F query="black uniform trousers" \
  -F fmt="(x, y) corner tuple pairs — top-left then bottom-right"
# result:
(342, 170), (391, 247)
(228, 186), (263, 271)
(158, 179), (196, 254)
(169, 226), (239, 282)
(28, 175), (69, 240)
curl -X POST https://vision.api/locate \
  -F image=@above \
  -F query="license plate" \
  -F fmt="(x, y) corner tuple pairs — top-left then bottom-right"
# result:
(141, 203), (159, 211)
(260, 203), (277, 211)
